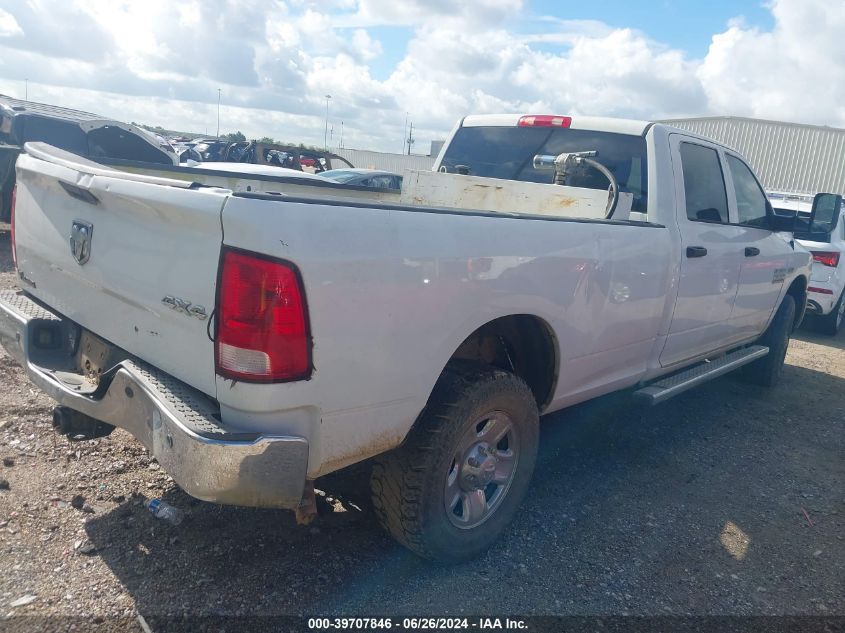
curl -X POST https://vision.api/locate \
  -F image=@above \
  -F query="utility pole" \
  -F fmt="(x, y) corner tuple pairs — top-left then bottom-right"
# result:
(323, 95), (332, 150)
(24, 78), (28, 101)
(216, 88), (221, 138)
(402, 112), (409, 153)
(407, 121), (414, 156)
(340, 121), (344, 149)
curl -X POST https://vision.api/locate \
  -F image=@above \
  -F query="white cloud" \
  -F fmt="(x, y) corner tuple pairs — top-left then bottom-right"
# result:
(0, 0), (841, 153)
(336, 0), (523, 29)
(351, 28), (382, 61)
(698, 0), (845, 126)
(511, 29), (705, 119)
(0, 8), (23, 37)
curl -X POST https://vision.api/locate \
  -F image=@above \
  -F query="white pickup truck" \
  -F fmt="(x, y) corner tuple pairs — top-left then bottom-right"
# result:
(1, 114), (811, 562)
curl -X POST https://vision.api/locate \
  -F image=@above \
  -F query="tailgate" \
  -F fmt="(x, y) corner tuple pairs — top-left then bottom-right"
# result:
(13, 143), (228, 397)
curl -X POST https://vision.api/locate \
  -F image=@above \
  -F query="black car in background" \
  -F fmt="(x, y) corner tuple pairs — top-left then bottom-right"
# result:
(0, 95), (177, 221)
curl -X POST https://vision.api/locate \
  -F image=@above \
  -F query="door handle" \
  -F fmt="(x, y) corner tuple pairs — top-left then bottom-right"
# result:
(686, 246), (708, 258)
(745, 247), (760, 257)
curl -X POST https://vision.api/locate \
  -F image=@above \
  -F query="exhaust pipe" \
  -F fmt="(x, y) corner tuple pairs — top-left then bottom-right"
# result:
(52, 406), (115, 441)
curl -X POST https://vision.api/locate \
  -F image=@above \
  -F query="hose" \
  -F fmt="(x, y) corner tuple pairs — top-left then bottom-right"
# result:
(582, 157), (619, 218)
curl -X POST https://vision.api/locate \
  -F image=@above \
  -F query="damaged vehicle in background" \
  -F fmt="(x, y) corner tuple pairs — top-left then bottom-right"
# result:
(0, 95), (178, 221)
(188, 138), (354, 173)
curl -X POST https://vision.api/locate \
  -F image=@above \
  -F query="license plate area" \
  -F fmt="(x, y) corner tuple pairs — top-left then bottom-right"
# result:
(77, 329), (127, 384)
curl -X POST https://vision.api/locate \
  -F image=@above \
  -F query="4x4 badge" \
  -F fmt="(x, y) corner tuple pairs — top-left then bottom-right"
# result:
(69, 220), (93, 265)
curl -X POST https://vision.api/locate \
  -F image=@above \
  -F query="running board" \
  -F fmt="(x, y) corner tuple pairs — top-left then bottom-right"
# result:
(634, 345), (769, 406)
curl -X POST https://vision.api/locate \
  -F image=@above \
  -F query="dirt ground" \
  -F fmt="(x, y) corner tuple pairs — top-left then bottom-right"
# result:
(0, 223), (842, 627)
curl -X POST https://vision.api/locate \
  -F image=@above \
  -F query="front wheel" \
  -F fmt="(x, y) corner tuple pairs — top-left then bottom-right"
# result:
(370, 362), (539, 562)
(742, 295), (795, 387)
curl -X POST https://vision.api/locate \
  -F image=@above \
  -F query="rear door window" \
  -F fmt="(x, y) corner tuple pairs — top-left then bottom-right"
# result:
(679, 142), (729, 224)
(726, 155), (769, 229)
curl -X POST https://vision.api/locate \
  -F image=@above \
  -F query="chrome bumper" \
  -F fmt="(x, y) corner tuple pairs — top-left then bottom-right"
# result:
(0, 289), (308, 509)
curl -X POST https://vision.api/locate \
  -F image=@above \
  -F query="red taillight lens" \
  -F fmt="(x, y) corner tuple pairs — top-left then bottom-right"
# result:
(215, 248), (311, 382)
(518, 115), (572, 128)
(808, 286), (834, 295)
(9, 185), (16, 269)
(811, 251), (840, 267)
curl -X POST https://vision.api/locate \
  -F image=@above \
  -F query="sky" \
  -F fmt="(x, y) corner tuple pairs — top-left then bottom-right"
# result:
(0, 0), (842, 154)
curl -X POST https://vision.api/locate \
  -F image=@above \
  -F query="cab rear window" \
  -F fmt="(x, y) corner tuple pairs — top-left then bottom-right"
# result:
(439, 126), (649, 212)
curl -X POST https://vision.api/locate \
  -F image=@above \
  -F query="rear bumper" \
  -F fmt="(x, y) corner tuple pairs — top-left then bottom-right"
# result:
(806, 284), (839, 315)
(0, 289), (308, 509)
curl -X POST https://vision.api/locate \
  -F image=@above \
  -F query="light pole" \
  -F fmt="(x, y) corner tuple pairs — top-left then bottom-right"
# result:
(340, 121), (344, 149)
(24, 78), (28, 101)
(323, 95), (332, 150)
(216, 88), (221, 138)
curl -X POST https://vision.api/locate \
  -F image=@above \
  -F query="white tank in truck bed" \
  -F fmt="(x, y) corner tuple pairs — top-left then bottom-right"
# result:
(398, 169), (633, 219)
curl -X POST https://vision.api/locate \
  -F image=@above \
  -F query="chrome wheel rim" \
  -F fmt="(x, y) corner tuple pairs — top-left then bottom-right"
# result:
(444, 410), (519, 530)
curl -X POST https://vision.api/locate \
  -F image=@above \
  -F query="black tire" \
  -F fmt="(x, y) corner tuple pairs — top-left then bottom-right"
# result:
(370, 361), (539, 562)
(742, 295), (795, 387)
(815, 290), (844, 336)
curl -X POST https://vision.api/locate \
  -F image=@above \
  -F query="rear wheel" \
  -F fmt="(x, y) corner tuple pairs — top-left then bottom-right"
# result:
(815, 290), (845, 336)
(370, 362), (539, 562)
(742, 295), (795, 387)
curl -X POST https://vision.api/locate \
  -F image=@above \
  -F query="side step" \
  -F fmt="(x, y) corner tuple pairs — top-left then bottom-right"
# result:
(634, 345), (769, 406)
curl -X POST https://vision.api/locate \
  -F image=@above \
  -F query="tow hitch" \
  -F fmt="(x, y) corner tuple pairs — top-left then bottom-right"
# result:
(52, 406), (115, 441)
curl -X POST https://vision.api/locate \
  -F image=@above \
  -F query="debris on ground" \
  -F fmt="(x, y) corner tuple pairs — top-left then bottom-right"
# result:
(74, 539), (98, 555)
(9, 594), (38, 608)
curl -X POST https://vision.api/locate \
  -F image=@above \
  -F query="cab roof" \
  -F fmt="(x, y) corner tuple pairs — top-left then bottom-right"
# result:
(461, 114), (652, 136)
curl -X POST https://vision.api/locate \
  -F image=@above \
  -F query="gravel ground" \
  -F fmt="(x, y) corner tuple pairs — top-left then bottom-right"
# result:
(0, 222), (842, 626)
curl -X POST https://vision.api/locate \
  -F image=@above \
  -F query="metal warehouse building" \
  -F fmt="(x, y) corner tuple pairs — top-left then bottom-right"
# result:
(335, 148), (435, 173)
(661, 116), (845, 195)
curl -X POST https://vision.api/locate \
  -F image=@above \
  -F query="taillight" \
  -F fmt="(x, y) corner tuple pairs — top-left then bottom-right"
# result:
(518, 115), (572, 128)
(215, 248), (311, 382)
(811, 251), (840, 267)
(808, 286), (834, 295)
(9, 184), (16, 269)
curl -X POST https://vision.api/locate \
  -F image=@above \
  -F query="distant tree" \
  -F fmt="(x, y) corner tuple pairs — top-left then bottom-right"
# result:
(258, 136), (276, 144)
(223, 131), (247, 142)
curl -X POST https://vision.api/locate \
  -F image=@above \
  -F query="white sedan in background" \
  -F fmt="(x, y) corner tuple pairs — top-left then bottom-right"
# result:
(769, 191), (845, 334)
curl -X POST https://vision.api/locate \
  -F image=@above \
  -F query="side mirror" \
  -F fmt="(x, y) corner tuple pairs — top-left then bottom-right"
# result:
(810, 192), (842, 233)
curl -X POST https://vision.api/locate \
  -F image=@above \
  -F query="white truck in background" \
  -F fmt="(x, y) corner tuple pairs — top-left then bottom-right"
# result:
(1, 114), (813, 561)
